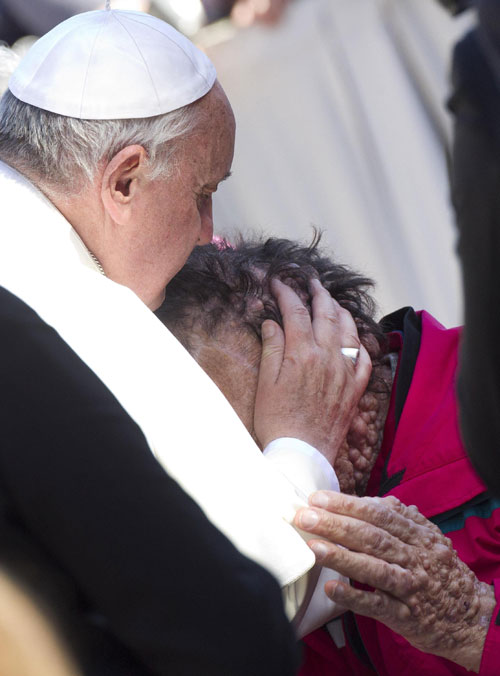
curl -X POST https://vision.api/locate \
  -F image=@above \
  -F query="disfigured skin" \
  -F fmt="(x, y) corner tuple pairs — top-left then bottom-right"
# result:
(336, 385), (391, 496)
(193, 278), (372, 466)
(191, 315), (496, 671)
(296, 492), (497, 672)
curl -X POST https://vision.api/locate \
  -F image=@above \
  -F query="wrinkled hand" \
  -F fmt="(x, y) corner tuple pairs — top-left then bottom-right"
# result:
(295, 491), (497, 673)
(254, 278), (371, 465)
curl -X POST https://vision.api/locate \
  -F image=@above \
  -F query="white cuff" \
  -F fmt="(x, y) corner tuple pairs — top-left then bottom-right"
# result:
(263, 437), (339, 500)
(263, 437), (341, 624)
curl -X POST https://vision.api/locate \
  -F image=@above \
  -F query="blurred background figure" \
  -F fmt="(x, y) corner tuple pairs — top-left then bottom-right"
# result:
(152, 0), (290, 34)
(227, 0), (291, 27)
(0, 1), (149, 44)
(0, 0), (288, 44)
(201, 0), (475, 327)
(442, 0), (500, 495)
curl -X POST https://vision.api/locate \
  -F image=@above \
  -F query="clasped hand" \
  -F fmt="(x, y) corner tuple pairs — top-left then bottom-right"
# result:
(295, 491), (497, 673)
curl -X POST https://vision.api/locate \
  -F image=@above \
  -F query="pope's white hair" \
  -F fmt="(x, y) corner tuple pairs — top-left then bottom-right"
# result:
(0, 42), (205, 196)
(0, 88), (203, 197)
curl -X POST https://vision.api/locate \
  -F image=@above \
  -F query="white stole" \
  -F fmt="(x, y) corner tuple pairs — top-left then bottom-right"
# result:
(0, 161), (315, 589)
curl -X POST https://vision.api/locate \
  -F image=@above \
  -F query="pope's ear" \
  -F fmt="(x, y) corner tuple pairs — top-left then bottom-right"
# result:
(101, 145), (148, 224)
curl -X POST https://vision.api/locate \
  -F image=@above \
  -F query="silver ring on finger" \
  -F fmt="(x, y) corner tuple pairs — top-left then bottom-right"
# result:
(341, 346), (360, 366)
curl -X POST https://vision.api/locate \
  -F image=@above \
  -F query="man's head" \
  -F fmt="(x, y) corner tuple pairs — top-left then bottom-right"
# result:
(0, 9), (235, 309)
(157, 234), (387, 445)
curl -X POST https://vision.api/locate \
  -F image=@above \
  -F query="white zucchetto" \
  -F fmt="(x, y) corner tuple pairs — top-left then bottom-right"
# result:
(8, 9), (216, 120)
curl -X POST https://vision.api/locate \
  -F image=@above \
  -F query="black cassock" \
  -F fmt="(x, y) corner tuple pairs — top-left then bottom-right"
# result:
(0, 285), (298, 676)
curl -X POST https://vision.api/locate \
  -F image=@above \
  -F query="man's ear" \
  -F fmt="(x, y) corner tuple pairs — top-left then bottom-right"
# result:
(101, 145), (149, 225)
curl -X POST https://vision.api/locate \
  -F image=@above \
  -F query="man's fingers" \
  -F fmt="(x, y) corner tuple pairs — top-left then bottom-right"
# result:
(309, 278), (360, 352)
(255, 277), (372, 459)
(258, 319), (284, 385)
(270, 279), (314, 349)
(309, 278), (342, 347)
(309, 540), (414, 597)
(309, 279), (360, 353)
(295, 508), (414, 567)
(253, 319), (286, 447)
(353, 343), (372, 391)
(335, 296), (361, 351)
(324, 580), (411, 624)
(309, 279), (370, 388)
(302, 492), (432, 547)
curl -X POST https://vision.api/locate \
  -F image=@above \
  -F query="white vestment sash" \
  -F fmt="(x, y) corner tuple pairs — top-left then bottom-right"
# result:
(0, 161), (315, 589)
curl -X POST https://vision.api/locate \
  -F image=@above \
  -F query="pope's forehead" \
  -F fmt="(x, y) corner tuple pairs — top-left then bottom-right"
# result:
(180, 88), (235, 178)
(196, 83), (235, 134)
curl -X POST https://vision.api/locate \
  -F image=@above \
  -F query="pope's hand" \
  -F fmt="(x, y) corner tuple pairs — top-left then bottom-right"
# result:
(295, 491), (497, 673)
(254, 278), (371, 465)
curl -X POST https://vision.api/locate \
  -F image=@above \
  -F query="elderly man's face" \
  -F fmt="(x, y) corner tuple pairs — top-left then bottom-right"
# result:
(193, 324), (351, 465)
(194, 325), (348, 469)
(190, 322), (384, 496)
(133, 83), (235, 306)
(193, 324), (261, 439)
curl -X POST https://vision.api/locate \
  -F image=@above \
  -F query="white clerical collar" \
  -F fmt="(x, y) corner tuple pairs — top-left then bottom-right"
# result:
(0, 160), (315, 589)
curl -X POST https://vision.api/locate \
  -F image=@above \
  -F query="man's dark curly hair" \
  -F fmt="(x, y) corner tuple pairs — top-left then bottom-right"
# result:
(156, 232), (387, 361)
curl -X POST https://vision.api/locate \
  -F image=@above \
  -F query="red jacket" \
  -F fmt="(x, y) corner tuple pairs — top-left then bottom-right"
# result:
(300, 309), (500, 675)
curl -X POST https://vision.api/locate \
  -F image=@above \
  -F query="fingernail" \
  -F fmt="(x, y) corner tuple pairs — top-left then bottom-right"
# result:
(310, 541), (328, 560)
(329, 581), (342, 597)
(261, 321), (275, 339)
(310, 492), (328, 508)
(299, 509), (319, 529)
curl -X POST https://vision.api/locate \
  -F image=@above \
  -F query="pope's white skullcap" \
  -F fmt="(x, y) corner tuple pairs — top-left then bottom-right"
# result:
(8, 9), (216, 120)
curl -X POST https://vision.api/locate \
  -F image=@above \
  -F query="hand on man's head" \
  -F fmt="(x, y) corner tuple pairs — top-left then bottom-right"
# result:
(253, 277), (371, 466)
